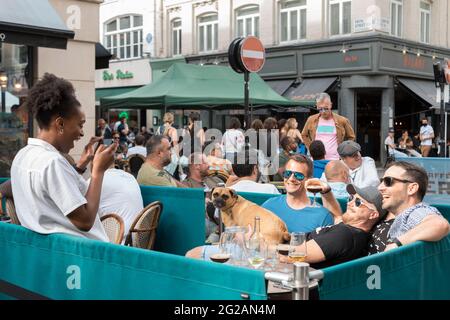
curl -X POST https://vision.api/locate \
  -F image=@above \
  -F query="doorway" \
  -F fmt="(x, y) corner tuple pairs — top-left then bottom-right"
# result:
(356, 90), (382, 161)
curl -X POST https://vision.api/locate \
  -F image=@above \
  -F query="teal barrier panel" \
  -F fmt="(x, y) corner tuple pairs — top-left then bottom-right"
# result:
(140, 186), (205, 256)
(319, 236), (450, 299)
(400, 157), (450, 196)
(0, 222), (267, 300)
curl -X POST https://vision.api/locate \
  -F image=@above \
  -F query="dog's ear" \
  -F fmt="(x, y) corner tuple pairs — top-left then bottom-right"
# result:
(229, 188), (238, 199)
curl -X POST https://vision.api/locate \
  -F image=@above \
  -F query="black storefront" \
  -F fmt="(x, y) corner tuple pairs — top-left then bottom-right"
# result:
(0, 0), (75, 176)
(186, 33), (450, 163)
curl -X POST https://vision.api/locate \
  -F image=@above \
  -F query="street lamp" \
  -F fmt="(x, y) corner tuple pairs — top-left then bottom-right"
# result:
(0, 69), (7, 114)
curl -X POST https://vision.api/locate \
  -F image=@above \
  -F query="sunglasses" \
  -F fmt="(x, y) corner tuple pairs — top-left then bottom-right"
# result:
(348, 194), (374, 210)
(380, 176), (414, 187)
(282, 170), (305, 181)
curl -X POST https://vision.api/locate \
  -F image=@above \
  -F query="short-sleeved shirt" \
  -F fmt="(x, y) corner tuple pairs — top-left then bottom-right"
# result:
(388, 203), (442, 239)
(367, 219), (395, 255)
(384, 136), (395, 152)
(117, 123), (128, 144)
(420, 125), (434, 146)
(137, 162), (178, 187)
(261, 195), (334, 233)
(229, 180), (280, 195)
(307, 223), (370, 269)
(315, 117), (339, 160)
(11, 138), (108, 241)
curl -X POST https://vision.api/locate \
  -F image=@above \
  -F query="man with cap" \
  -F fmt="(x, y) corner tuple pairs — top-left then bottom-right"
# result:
(281, 181), (388, 269)
(385, 127), (408, 158)
(335, 140), (379, 189)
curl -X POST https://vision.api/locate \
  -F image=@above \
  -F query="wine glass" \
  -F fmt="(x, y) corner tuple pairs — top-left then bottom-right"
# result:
(247, 238), (267, 269)
(288, 232), (307, 263)
(276, 243), (292, 273)
(264, 244), (278, 271)
(306, 183), (322, 208)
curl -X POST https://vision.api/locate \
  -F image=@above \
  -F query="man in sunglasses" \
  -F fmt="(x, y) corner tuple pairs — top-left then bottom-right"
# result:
(301, 93), (355, 160)
(368, 161), (449, 254)
(282, 183), (387, 269)
(261, 155), (340, 233)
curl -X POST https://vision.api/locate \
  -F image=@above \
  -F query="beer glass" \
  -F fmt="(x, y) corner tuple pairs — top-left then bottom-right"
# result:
(288, 232), (307, 263)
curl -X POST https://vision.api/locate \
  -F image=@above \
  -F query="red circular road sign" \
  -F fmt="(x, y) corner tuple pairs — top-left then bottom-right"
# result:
(240, 36), (265, 73)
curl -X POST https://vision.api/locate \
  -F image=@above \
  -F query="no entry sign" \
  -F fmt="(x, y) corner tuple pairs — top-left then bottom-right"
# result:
(240, 36), (265, 73)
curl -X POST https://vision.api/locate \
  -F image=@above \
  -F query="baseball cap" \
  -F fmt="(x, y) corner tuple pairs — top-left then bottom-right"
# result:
(337, 140), (361, 157)
(346, 184), (388, 220)
(388, 127), (395, 133)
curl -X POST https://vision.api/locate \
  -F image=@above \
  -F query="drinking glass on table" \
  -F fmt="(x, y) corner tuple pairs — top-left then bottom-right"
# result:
(288, 232), (307, 263)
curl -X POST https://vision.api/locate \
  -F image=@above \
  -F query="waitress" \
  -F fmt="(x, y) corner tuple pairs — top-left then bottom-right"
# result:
(11, 73), (116, 241)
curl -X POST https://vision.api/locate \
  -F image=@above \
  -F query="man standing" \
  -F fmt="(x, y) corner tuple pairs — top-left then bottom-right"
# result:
(302, 93), (355, 160)
(95, 118), (112, 140)
(137, 136), (184, 187)
(419, 118), (434, 157)
(336, 141), (379, 189)
(117, 115), (129, 146)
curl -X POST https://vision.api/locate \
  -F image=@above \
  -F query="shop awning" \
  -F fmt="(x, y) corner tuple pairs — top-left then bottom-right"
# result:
(397, 77), (438, 107)
(265, 79), (295, 95)
(284, 77), (337, 101)
(0, 0), (74, 49)
(96, 86), (143, 104)
(95, 43), (113, 70)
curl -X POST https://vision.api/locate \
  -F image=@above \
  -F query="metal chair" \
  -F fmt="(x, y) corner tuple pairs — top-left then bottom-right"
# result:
(100, 213), (125, 244)
(125, 201), (163, 250)
(127, 154), (146, 178)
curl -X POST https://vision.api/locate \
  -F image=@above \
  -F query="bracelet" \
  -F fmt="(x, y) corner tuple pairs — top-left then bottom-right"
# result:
(391, 238), (403, 247)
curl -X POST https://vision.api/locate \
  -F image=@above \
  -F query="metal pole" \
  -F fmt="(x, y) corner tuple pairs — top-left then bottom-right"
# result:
(292, 262), (309, 300)
(1, 88), (5, 114)
(244, 71), (250, 130)
(446, 111), (448, 158)
(440, 83), (446, 157)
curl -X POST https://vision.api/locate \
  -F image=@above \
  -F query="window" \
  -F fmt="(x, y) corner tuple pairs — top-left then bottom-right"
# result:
(330, 0), (351, 36)
(236, 5), (260, 38)
(420, 1), (431, 43)
(280, 0), (307, 42)
(198, 13), (218, 53)
(104, 15), (143, 60)
(14, 45), (28, 64)
(390, 0), (402, 37)
(171, 19), (182, 56)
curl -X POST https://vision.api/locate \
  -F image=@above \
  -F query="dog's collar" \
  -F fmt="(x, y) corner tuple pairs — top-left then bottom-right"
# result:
(220, 196), (238, 212)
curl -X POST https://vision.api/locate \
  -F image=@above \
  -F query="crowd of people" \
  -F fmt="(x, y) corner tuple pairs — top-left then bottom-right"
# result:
(1, 74), (448, 273)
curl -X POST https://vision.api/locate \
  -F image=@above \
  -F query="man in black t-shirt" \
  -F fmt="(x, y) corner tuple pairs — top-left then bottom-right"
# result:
(286, 183), (388, 269)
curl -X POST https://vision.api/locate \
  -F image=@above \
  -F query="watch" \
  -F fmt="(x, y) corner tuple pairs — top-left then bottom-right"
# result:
(391, 238), (403, 247)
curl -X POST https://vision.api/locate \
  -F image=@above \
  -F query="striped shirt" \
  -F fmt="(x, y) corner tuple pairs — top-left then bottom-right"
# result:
(388, 203), (442, 239)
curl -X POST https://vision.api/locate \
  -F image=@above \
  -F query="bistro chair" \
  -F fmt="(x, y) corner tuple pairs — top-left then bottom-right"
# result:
(128, 154), (146, 178)
(100, 213), (125, 244)
(384, 144), (395, 168)
(6, 199), (21, 225)
(125, 201), (163, 250)
(207, 169), (230, 184)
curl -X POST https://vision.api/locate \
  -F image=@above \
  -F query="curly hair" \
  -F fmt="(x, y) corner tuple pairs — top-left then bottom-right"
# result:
(25, 73), (80, 129)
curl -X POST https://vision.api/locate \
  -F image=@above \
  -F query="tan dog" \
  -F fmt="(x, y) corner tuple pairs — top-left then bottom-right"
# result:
(212, 187), (290, 245)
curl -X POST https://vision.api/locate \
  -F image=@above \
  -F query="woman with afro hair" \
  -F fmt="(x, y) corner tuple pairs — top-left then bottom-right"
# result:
(10, 73), (116, 241)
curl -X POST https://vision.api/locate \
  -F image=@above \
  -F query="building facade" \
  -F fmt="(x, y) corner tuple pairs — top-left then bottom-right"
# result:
(155, 0), (450, 162)
(95, 0), (160, 133)
(0, 0), (102, 177)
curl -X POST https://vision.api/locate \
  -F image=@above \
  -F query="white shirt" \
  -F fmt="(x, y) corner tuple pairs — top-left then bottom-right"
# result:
(420, 125), (434, 146)
(96, 169), (144, 243)
(222, 129), (245, 153)
(229, 179), (280, 195)
(384, 136), (395, 152)
(127, 145), (147, 158)
(11, 138), (108, 241)
(349, 157), (379, 189)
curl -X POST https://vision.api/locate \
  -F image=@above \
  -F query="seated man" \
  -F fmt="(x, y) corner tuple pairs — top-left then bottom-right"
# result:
(323, 160), (350, 199)
(183, 152), (223, 190)
(368, 161), (449, 254)
(285, 184), (388, 269)
(127, 134), (147, 158)
(385, 127), (408, 158)
(261, 155), (339, 233)
(96, 163), (144, 244)
(226, 150), (280, 195)
(309, 140), (330, 179)
(137, 135), (184, 187)
(333, 140), (379, 188)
